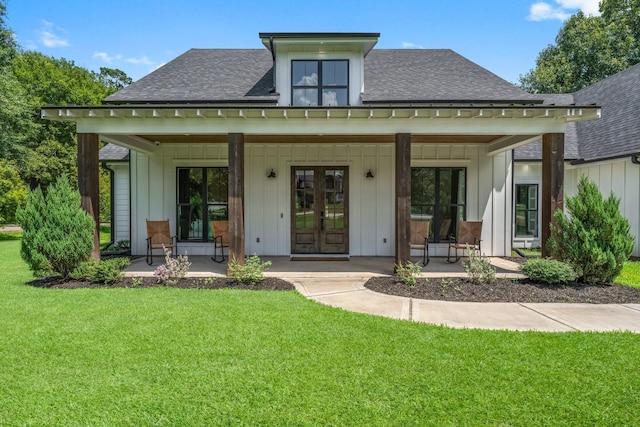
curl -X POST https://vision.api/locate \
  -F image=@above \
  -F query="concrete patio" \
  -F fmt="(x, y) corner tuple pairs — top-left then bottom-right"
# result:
(123, 255), (524, 279)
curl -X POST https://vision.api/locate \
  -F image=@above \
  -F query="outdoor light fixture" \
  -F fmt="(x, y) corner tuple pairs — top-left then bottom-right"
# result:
(366, 169), (375, 179)
(267, 169), (277, 179)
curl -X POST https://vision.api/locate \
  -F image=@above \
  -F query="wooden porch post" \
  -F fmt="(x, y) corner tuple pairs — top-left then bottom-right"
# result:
(541, 133), (564, 257)
(228, 133), (245, 270)
(77, 133), (100, 260)
(395, 133), (411, 266)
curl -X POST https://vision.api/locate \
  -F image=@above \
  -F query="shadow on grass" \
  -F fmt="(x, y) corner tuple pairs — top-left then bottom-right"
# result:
(0, 232), (21, 241)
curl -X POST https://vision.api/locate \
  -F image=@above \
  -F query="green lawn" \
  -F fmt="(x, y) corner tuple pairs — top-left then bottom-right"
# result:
(616, 261), (640, 287)
(1, 239), (639, 425)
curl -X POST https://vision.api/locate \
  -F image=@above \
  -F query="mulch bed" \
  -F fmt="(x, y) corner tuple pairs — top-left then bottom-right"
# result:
(364, 276), (640, 304)
(27, 276), (295, 291)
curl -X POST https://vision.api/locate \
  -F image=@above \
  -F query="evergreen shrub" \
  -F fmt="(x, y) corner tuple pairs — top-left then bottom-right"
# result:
(16, 176), (95, 277)
(521, 258), (575, 284)
(548, 176), (634, 283)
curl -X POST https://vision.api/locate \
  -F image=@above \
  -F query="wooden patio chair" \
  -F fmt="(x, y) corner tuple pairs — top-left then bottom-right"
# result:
(211, 220), (229, 263)
(447, 220), (482, 263)
(410, 220), (430, 266)
(146, 219), (177, 265)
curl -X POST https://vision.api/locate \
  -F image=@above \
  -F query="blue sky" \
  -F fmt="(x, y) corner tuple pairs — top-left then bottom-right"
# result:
(6, 0), (600, 84)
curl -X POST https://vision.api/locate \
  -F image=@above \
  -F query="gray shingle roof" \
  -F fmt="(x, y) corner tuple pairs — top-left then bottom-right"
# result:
(514, 94), (579, 161)
(99, 143), (129, 161)
(362, 49), (541, 104)
(573, 62), (640, 161)
(515, 64), (640, 162)
(105, 48), (543, 105)
(105, 49), (277, 104)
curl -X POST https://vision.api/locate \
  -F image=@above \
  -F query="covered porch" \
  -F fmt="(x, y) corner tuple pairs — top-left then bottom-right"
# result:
(42, 104), (600, 270)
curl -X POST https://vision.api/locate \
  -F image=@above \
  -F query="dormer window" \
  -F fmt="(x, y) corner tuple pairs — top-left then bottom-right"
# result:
(292, 60), (349, 106)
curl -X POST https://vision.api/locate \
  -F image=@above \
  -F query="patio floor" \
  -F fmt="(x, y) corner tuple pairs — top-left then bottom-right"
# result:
(123, 256), (524, 279)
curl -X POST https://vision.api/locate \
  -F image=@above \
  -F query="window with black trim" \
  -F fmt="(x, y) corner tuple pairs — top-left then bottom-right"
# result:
(176, 167), (228, 242)
(292, 60), (348, 106)
(411, 168), (466, 242)
(515, 184), (538, 237)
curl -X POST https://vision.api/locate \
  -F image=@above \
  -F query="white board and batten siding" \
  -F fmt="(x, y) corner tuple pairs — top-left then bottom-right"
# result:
(566, 158), (640, 257)
(128, 142), (513, 257)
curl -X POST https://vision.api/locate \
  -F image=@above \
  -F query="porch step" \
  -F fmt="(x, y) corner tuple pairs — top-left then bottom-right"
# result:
(290, 254), (351, 261)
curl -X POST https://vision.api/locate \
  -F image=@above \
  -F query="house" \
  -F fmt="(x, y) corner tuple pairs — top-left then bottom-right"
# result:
(43, 32), (599, 266)
(514, 63), (640, 256)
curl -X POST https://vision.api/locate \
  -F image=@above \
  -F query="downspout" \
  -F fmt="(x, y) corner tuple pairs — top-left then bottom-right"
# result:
(269, 36), (277, 93)
(101, 162), (116, 251)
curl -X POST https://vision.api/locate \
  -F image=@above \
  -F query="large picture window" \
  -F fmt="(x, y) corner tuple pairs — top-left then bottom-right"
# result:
(515, 184), (538, 237)
(411, 167), (466, 242)
(177, 167), (228, 241)
(292, 60), (349, 106)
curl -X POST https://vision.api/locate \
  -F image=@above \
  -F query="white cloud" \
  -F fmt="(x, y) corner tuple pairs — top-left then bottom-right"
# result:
(93, 52), (122, 64)
(402, 42), (425, 49)
(528, 0), (601, 21)
(126, 55), (155, 66)
(39, 20), (68, 47)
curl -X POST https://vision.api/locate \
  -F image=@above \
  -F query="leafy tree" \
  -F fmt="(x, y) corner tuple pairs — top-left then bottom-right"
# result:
(0, 0), (33, 166)
(520, 0), (640, 93)
(16, 176), (95, 278)
(548, 176), (634, 283)
(12, 52), (132, 191)
(0, 160), (27, 225)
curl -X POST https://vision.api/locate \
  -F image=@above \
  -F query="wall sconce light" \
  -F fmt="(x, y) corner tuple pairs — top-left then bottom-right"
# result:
(267, 169), (277, 179)
(366, 169), (375, 179)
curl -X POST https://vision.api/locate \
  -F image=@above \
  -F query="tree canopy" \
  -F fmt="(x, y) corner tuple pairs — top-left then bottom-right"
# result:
(520, 0), (640, 93)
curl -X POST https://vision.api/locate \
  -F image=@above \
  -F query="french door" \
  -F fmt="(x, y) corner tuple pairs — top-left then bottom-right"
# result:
(291, 167), (349, 254)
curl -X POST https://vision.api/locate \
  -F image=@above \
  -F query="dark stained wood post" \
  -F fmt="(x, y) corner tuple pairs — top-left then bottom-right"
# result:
(77, 133), (100, 260)
(228, 133), (245, 272)
(395, 133), (411, 267)
(541, 133), (564, 257)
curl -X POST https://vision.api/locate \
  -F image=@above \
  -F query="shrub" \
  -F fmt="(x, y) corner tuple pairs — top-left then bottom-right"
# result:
(394, 261), (423, 287)
(70, 257), (130, 285)
(154, 246), (191, 285)
(521, 258), (576, 284)
(16, 176), (95, 277)
(228, 255), (272, 284)
(463, 246), (496, 285)
(0, 160), (27, 225)
(548, 176), (635, 284)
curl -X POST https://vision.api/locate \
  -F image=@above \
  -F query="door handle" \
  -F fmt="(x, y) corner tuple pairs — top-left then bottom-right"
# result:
(320, 211), (325, 231)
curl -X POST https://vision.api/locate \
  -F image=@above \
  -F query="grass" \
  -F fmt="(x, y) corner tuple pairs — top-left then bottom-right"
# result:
(616, 261), (640, 287)
(1, 239), (639, 425)
(99, 225), (111, 246)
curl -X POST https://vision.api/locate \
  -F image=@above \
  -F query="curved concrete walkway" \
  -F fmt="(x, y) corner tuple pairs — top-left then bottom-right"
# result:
(283, 275), (640, 333)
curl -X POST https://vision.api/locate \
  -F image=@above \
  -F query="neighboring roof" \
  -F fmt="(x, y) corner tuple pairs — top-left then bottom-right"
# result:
(99, 143), (129, 161)
(515, 64), (640, 163)
(362, 50), (542, 104)
(105, 48), (543, 105)
(105, 49), (277, 104)
(573, 62), (640, 162)
(514, 94), (579, 161)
